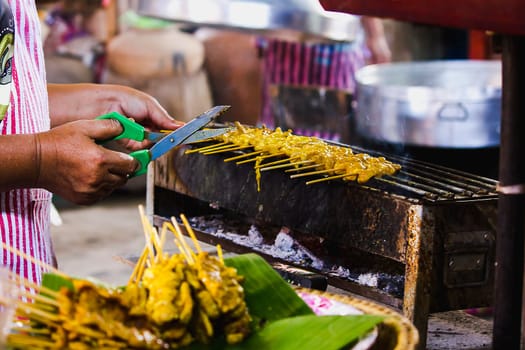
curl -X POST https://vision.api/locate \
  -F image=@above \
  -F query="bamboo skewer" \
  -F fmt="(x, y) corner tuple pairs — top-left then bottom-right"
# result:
(305, 173), (357, 185)
(224, 150), (262, 162)
(285, 164), (320, 173)
(200, 143), (241, 153)
(7, 271), (62, 300)
(184, 141), (228, 154)
(1, 242), (64, 277)
(128, 245), (149, 285)
(135, 248), (149, 283)
(236, 156), (264, 165)
(159, 222), (168, 253)
(12, 299), (61, 323)
(202, 145), (252, 155)
(290, 168), (345, 179)
(180, 214), (202, 254)
(260, 160), (313, 172)
(236, 152), (285, 165)
(17, 289), (60, 308)
(138, 205), (157, 263)
(254, 157), (298, 168)
(169, 218), (195, 264)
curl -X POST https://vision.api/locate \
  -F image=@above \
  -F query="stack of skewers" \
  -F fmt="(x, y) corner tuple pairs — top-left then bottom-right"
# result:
(1, 207), (252, 349)
(0, 207), (418, 350)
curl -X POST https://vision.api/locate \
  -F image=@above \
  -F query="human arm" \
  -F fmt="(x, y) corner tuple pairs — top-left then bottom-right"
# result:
(1, 84), (183, 204)
(360, 17), (391, 64)
(0, 118), (138, 205)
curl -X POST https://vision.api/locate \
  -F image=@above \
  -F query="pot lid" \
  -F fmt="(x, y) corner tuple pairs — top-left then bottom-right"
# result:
(128, 0), (360, 41)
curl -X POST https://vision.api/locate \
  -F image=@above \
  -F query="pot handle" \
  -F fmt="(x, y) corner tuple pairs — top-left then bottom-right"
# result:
(437, 103), (469, 121)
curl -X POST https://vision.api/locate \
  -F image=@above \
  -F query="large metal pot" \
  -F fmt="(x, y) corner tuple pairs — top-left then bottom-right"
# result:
(354, 60), (501, 148)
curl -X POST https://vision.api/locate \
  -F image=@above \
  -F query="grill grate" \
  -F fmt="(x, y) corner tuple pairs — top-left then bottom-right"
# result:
(350, 145), (498, 203)
(185, 138), (499, 204)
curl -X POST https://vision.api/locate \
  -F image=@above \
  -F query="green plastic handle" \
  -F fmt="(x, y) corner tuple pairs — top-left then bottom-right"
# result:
(129, 149), (151, 177)
(96, 112), (145, 141)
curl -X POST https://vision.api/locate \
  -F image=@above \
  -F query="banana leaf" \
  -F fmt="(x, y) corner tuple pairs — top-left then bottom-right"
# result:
(40, 253), (385, 350)
(41, 273), (74, 293)
(224, 253), (314, 323)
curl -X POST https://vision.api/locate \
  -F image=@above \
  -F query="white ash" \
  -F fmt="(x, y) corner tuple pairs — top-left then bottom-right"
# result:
(267, 230), (324, 270)
(247, 225), (264, 246)
(274, 231), (294, 251)
(188, 216), (403, 296)
(189, 217), (324, 269)
(357, 273), (379, 288)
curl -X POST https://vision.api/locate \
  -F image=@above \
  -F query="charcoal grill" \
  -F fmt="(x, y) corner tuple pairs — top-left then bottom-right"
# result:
(147, 140), (498, 345)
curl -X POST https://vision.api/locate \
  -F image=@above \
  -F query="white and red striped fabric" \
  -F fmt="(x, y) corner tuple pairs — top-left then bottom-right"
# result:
(258, 37), (368, 129)
(1, 0), (53, 285)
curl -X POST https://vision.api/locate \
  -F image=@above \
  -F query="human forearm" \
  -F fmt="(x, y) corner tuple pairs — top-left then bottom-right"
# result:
(48, 83), (123, 127)
(361, 17), (384, 40)
(47, 83), (182, 130)
(360, 17), (391, 63)
(0, 119), (138, 204)
(0, 134), (40, 191)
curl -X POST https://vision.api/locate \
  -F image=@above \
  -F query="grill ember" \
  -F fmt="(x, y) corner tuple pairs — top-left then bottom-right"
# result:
(186, 125), (401, 191)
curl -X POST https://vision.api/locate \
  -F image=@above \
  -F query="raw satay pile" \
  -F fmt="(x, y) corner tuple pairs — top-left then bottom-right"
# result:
(189, 124), (401, 190)
(4, 211), (252, 350)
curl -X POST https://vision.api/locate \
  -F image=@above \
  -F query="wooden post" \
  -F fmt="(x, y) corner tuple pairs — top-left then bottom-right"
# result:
(492, 35), (525, 350)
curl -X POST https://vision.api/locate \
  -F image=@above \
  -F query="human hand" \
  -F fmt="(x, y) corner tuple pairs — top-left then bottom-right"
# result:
(98, 85), (185, 150)
(360, 17), (392, 64)
(365, 35), (392, 64)
(35, 118), (138, 205)
(48, 84), (184, 150)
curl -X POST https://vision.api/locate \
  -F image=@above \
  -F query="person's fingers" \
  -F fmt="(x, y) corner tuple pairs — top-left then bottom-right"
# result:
(81, 119), (124, 142)
(104, 149), (138, 177)
(102, 172), (128, 189)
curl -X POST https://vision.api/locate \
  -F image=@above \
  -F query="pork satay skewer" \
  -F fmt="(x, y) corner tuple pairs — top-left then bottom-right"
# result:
(260, 160), (314, 172)
(290, 168), (345, 178)
(254, 157), (299, 168)
(236, 152), (285, 165)
(224, 150), (263, 162)
(306, 173), (357, 185)
(203, 145), (252, 155)
(285, 164), (320, 173)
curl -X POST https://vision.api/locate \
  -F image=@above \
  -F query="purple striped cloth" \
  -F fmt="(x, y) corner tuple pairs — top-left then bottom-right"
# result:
(1, 0), (54, 285)
(258, 37), (368, 130)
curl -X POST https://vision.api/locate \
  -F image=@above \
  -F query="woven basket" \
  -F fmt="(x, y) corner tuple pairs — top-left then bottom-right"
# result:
(295, 287), (419, 350)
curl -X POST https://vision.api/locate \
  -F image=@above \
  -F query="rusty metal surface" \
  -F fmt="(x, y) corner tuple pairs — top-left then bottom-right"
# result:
(158, 147), (414, 261)
(152, 213), (404, 308)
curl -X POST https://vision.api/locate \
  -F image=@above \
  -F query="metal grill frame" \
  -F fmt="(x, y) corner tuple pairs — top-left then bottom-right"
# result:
(148, 142), (498, 346)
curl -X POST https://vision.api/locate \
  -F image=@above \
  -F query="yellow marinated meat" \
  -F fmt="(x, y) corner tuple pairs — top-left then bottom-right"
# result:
(120, 282), (147, 316)
(196, 253), (245, 314)
(215, 125), (401, 189)
(50, 280), (169, 350)
(142, 254), (188, 325)
(7, 244), (252, 349)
